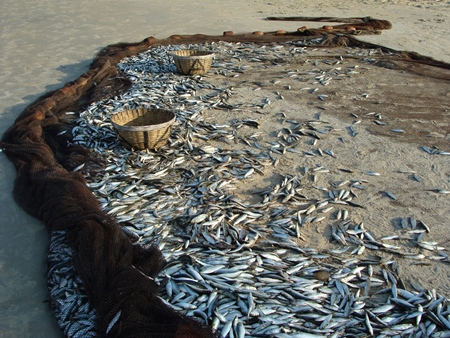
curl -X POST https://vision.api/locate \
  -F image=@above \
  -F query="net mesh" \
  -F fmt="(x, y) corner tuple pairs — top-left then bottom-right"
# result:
(1, 19), (448, 337)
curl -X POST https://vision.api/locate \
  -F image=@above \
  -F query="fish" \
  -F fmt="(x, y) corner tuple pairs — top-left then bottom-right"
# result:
(51, 39), (450, 338)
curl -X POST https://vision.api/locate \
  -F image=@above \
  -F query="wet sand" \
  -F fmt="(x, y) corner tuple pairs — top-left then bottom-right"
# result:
(0, 0), (449, 336)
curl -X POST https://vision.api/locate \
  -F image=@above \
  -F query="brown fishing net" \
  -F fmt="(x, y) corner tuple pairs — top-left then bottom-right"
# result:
(1, 18), (448, 337)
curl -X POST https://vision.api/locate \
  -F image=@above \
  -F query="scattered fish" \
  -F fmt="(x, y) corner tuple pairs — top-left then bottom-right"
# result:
(46, 40), (450, 338)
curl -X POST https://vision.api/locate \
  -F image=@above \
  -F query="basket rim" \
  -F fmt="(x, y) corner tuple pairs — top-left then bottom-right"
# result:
(171, 50), (214, 60)
(110, 110), (176, 132)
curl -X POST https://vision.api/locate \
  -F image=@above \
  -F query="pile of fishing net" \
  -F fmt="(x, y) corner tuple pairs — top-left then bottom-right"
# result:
(1, 17), (448, 337)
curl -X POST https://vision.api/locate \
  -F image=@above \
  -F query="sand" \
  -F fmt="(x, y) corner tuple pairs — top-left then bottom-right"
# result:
(0, 0), (449, 337)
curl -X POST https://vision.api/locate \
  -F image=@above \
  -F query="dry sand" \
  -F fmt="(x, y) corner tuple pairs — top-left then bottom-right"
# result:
(0, 0), (449, 337)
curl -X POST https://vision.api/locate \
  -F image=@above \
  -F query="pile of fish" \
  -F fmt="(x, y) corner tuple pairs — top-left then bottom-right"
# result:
(48, 231), (98, 337)
(48, 39), (450, 337)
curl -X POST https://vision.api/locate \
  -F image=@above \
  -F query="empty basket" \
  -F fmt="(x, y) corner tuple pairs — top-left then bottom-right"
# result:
(110, 108), (176, 150)
(171, 50), (214, 75)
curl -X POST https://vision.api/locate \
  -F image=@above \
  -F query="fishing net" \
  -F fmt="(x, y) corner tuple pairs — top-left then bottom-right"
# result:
(1, 17), (449, 337)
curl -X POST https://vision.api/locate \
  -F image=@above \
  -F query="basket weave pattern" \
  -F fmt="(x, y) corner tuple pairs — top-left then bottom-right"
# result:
(172, 50), (214, 75)
(110, 108), (175, 150)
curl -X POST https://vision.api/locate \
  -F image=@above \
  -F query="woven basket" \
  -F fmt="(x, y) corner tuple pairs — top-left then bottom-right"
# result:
(110, 108), (176, 150)
(171, 50), (214, 75)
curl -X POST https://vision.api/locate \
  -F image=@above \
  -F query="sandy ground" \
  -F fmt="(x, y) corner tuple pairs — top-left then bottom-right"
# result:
(0, 0), (449, 337)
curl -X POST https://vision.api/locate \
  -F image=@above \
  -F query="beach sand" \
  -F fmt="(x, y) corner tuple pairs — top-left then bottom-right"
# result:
(0, 0), (449, 336)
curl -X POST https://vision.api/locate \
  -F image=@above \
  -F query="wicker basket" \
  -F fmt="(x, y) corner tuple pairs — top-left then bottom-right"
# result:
(171, 50), (214, 75)
(110, 108), (176, 150)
